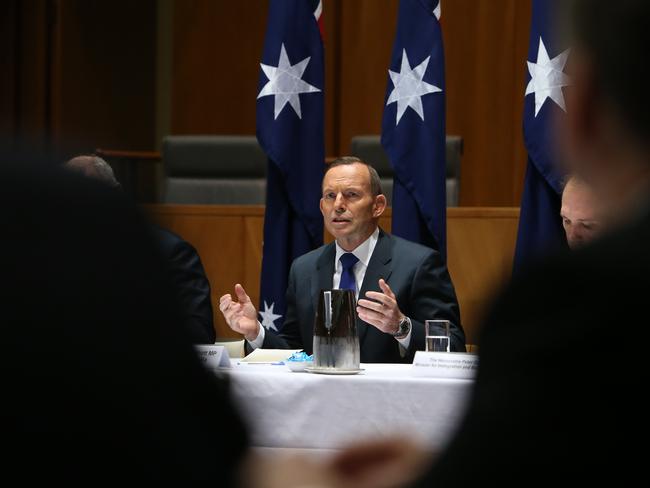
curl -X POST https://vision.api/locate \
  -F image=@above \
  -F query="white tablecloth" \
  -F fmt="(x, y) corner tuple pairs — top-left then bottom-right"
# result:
(227, 362), (473, 450)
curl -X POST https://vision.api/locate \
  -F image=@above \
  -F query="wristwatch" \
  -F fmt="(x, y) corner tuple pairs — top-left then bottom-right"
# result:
(392, 316), (411, 339)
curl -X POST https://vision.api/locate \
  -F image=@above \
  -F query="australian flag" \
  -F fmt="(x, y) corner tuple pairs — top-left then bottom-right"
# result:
(513, 0), (569, 272)
(382, 0), (447, 258)
(256, 0), (324, 332)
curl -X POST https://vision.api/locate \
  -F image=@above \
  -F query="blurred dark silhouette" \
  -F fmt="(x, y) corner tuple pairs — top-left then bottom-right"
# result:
(65, 154), (216, 344)
(2, 159), (247, 485)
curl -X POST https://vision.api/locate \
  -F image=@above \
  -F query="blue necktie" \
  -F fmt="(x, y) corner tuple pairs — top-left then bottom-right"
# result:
(339, 253), (359, 292)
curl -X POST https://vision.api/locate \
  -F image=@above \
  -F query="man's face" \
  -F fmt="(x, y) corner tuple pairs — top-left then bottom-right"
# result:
(320, 163), (386, 247)
(561, 180), (603, 249)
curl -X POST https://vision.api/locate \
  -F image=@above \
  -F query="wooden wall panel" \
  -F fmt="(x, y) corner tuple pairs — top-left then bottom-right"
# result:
(51, 0), (157, 159)
(2, 0), (157, 165)
(144, 205), (519, 345)
(337, 0), (399, 154)
(0, 0), (19, 143)
(243, 215), (265, 314)
(171, 0), (268, 135)
(444, 0), (531, 206)
(323, 0), (342, 157)
(0, 0), (51, 153)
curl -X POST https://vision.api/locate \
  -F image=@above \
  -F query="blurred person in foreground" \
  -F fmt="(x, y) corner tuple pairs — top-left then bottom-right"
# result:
(2, 160), (247, 485)
(244, 0), (650, 485)
(65, 154), (216, 344)
(561, 174), (605, 249)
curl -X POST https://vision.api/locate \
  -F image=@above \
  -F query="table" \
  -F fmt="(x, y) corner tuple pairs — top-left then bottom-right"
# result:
(227, 363), (474, 451)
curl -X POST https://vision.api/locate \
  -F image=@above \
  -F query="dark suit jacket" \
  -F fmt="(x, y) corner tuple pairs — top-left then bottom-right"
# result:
(415, 208), (650, 484)
(2, 163), (247, 486)
(152, 226), (216, 344)
(263, 229), (463, 362)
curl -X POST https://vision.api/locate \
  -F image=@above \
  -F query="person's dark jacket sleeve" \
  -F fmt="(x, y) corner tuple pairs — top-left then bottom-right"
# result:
(155, 227), (216, 344)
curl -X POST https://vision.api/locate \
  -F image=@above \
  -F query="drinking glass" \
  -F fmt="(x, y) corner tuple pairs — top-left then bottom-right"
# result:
(425, 319), (451, 352)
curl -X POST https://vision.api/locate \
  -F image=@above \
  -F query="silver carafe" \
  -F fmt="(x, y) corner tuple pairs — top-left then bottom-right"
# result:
(312, 289), (360, 370)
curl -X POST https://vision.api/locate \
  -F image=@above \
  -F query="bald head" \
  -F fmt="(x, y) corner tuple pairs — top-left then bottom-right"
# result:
(561, 176), (604, 249)
(65, 155), (120, 189)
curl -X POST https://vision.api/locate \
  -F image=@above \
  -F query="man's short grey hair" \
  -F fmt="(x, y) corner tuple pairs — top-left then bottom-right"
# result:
(325, 156), (383, 197)
(65, 155), (121, 189)
(560, 174), (588, 195)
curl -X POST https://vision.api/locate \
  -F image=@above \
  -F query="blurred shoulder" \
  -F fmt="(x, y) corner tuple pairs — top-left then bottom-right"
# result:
(150, 225), (195, 255)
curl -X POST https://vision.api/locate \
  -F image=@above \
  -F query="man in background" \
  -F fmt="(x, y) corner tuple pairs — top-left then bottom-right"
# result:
(66, 155), (216, 344)
(560, 175), (604, 248)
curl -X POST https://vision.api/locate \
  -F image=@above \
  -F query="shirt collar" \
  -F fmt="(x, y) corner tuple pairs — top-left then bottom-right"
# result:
(334, 227), (380, 268)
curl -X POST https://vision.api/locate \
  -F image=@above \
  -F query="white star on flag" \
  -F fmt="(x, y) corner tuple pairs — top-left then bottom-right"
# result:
(525, 37), (570, 117)
(259, 301), (282, 331)
(386, 49), (442, 125)
(257, 43), (321, 120)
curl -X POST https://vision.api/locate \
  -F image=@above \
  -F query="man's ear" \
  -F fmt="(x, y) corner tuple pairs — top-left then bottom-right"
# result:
(373, 194), (387, 217)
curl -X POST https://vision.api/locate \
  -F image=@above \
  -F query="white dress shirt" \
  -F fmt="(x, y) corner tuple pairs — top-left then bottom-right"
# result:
(249, 227), (411, 350)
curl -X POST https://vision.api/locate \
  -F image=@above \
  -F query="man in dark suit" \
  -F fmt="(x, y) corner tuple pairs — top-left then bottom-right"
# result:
(2, 161), (247, 485)
(220, 157), (463, 363)
(66, 155), (216, 344)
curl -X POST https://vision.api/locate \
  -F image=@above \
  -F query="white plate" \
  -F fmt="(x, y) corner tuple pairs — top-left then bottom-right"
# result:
(285, 361), (313, 372)
(304, 367), (365, 375)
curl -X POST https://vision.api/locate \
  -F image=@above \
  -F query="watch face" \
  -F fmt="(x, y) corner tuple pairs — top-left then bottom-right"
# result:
(395, 318), (409, 336)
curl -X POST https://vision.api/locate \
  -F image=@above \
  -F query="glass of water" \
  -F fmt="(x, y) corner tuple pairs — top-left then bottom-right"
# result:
(425, 319), (451, 352)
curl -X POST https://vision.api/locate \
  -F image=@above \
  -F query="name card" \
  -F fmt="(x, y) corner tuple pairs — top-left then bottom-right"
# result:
(194, 345), (232, 369)
(412, 351), (478, 379)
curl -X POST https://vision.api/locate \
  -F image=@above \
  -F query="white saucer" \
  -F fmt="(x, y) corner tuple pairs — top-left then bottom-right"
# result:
(304, 367), (365, 375)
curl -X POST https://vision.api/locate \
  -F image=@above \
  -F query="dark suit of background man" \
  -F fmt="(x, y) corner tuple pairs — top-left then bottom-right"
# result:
(220, 157), (463, 363)
(2, 161), (247, 485)
(65, 155), (216, 344)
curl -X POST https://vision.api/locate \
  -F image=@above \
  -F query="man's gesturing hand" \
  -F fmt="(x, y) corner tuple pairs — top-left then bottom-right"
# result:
(356, 279), (405, 335)
(219, 284), (260, 341)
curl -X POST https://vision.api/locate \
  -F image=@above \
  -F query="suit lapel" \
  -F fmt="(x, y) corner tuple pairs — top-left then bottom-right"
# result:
(312, 242), (336, 310)
(357, 230), (393, 345)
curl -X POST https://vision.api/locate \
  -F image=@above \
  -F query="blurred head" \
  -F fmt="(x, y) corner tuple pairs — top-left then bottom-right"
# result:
(561, 176), (603, 249)
(320, 157), (387, 251)
(563, 0), (650, 207)
(65, 155), (121, 189)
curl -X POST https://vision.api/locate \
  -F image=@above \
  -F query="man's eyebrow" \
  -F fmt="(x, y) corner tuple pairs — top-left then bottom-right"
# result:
(322, 185), (365, 191)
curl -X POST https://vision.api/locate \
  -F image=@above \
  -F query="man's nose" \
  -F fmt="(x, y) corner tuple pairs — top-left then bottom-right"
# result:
(334, 193), (345, 210)
(568, 228), (583, 248)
